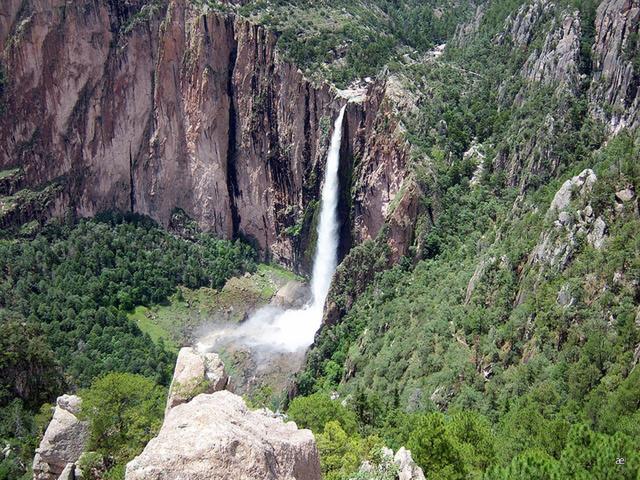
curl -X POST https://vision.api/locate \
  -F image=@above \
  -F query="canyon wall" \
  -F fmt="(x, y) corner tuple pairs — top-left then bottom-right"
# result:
(0, 0), (413, 270)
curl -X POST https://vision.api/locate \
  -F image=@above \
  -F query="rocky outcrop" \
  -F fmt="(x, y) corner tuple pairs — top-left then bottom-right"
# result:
(531, 168), (602, 267)
(496, 0), (554, 48)
(355, 446), (425, 480)
(126, 390), (321, 480)
(452, 5), (484, 47)
(57, 462), (83, 480)
(349, 79), (413, 262)
(515, 169), (605, 304)
(272, 280), (311, 309)
(32, 395), (89, 480)
(394, 447), (426, 480)
(128, 346), (320, 479)
(0, 0), (411, 271)
(521, 11), (581, 92)
(165, 347), (229, 414)
(589, 0), (640, 134)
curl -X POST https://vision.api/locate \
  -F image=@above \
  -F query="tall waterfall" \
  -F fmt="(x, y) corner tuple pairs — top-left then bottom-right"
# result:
(310, 104), (346, 310)
(197, 105), (347, 353)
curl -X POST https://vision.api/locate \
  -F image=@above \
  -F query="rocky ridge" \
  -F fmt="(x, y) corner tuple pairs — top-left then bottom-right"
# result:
(589, 0), (640, 134)
(164, 347), (229, 414)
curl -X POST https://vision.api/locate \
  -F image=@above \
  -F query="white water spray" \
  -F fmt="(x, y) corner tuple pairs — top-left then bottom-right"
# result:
(198, 105), (347, 353)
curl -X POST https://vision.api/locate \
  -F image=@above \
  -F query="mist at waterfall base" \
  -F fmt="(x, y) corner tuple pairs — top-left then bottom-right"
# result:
(197, 105), (346, 355)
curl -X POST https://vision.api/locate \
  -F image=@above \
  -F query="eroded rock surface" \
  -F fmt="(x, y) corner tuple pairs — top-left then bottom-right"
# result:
(165, 347), (229, 414)
(589, 0), (640, 134)
(126, 391), (321, 480)
(355, 446), (425, 480)
(32, 395), (89, 480)
(395, 447), (426, 480)
(272, 281), (311, 309)
(0, 0), (411, 270)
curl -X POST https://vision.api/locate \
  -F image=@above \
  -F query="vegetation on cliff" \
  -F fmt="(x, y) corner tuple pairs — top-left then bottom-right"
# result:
(289, 0), (640, 478)
(236, 0), (479, 86)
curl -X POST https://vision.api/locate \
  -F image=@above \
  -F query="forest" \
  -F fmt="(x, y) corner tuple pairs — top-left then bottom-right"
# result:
(0, 213), (256, 478)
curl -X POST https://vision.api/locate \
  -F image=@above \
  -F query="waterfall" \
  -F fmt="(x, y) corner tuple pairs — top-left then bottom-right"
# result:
(310, 104), (346, 309)
(197, 105), (347, 353)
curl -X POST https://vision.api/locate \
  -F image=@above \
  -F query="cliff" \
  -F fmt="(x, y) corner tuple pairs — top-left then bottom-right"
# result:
(0, 0), (412, 270)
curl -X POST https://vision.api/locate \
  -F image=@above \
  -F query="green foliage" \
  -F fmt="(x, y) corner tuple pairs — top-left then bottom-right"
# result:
(0, 400), (45, 480)
(317, 421), (366, 480)
(349, 447), (399, 480)
(120, 0), (164, 35)
(489, 423), (639, 479)
(287, 392), (358, 435)
(0, 213), (255, 387)
(238, 0), (478, 87)
(298, 90), (640, 478)
(80, 373), (166, 473)
(0, 213), (256, 478)
(407, 413), (466, 479)
(0, 313), (63, 408)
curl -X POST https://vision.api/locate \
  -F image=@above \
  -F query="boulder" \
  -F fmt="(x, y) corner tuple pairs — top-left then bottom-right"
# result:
(395, 447), (426, 480)
(353, 446), (425, 480)
(272, 281), (311, 309)
(587, 217), (607, 250)
(549, 169), (597, 215)
(165, 347), (229, 414)
(615, 188), (635, 203)
(33, 395), (89, 480)
(57, 462), (83, 480)
(126, 391), (321, 480)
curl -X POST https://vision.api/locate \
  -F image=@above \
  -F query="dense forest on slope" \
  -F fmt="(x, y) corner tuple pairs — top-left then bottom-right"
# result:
(236, 0), (479, 86)
(288, 0), (640, 478)
(0, 213), (256, 479)
(296, 133), (640, 479)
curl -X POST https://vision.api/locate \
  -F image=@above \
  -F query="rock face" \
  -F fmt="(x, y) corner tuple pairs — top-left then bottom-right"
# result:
(165, 347), (229, 414)
(272, 280), (311, 309)
(0, 0), (411, 271)
(496, 0), (554, 48)
(521, 11), (581, 91)
(33, 395), (89, 480)
(589, 0), (640, 134)
(515, 168), (607, 304)
(530, 168), (602, 268)
(125, 391), (321, 480)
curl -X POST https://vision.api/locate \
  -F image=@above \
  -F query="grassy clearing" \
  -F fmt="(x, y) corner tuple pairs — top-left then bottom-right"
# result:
(129, 264), (303, 347)
(129, 306), (179, 353)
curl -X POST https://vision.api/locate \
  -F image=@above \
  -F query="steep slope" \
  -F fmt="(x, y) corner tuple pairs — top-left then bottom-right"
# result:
(0, 0), (414, 269)
(295, 0), (640, 477)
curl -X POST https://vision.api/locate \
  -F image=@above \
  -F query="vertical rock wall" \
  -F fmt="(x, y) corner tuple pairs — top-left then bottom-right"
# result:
(0, 0), (411, 270)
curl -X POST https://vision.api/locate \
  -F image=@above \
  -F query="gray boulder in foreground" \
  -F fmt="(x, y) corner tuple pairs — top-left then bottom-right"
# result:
(126, 390), (321, 480)
(32, 395), (89, 480)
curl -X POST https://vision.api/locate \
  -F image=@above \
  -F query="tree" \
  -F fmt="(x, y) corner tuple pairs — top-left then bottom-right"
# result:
(287, 393), (359, 435)
(316, 421), (364, 480)
(488, 449), (561, 480)
(80, 373), (166, 468)
(0, 314), (63, 409)
(407, 413), (466, 480)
